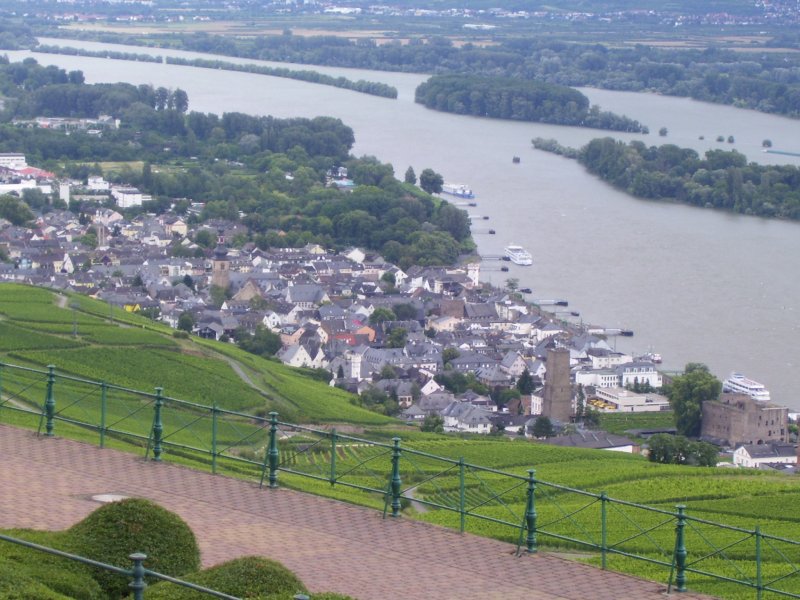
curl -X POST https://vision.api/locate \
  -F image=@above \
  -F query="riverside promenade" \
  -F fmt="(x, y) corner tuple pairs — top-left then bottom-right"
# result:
(0, 424), (715, 600)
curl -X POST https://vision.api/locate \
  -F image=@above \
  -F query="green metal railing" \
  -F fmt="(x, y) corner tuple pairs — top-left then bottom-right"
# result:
(2, 360), (800, 598)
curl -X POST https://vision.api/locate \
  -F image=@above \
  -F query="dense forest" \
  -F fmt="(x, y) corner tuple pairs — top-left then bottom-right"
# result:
(538, 137), (800, 220)
(67, 31), (800, 119)
(415, 74), (646, 131)
(0, 58), (473, 268)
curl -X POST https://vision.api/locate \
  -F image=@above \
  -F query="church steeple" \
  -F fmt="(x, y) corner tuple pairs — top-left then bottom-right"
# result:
(211, 229), (230, 289)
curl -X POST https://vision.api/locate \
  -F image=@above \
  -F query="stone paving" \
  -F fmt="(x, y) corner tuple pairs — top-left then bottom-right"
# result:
(0, 425), (716, 599)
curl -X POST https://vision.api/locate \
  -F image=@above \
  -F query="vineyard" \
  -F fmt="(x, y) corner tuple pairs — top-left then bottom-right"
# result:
(0, 284), (392, 424)
(4, 284), (800, 598)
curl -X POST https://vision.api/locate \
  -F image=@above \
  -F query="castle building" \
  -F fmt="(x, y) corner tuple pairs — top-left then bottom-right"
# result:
(701, 392), (788, 447)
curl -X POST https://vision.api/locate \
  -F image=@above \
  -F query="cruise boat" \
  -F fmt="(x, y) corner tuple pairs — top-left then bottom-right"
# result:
(441, 183), (475, 199)
(504, 244), (533, 266)
(722, 373), (771, 402)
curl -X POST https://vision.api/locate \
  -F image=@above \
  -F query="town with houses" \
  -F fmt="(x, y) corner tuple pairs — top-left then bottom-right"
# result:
(0, 151), (797, 473)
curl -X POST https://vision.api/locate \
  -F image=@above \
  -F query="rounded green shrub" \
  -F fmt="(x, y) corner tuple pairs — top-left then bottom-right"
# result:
(67, 498), (200, 598)
(0, 530), (103, 600)
(146, 556), (306, 599)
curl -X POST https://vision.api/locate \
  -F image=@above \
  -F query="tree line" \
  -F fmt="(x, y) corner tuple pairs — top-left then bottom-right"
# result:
(535, 136), (800, 220)
(415, 74), (646, 132)
(165, 56), (398, 99)
(56, 30), (800, 119)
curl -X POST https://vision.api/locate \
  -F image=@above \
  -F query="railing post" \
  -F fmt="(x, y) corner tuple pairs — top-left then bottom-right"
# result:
(674, 504), (687, 592)
(44, 365), (56, 437)
(755, 525), (763, 600)
(330, 428), (337, 486)
(459, 457), (466, 533)
(128, 552), (147, 600)
(151, 387), (164, 462)
(390, 437), (402, 517)
(211, 403), (218, 475)
(524, 469), (537, 553)
(600, 492), (608, 569)
(99, 381), (107, 448)
(268, 412), (279, 489)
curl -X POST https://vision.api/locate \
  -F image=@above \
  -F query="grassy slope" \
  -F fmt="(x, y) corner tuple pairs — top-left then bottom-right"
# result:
(0, 283), (392, 425)
(3, 284), (800, 598)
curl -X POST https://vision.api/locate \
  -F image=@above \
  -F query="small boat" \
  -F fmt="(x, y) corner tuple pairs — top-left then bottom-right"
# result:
(512, 156), (521, 164)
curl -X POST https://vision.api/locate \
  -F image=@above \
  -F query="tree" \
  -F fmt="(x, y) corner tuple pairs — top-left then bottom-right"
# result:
(667, 363), (722, 437)
(647, 434), (719, 467)
(516, 368), (534, 395)
(369, 307), (396, 327)
(404, 166), (417, 185)
(419, 168), (443, 194)
(532, 416), (554, 439)
(762, 139), (773, 148)
(181, 274), (195, 291)
(442, 347), (460, 367)
(575, 384), (585, 419)
(177, 311), (195, 333)
(659, 127), (668, 137)
(237, 324), (281, 357)
(421, 415), (444, 433)
(387, 327), (408, 348)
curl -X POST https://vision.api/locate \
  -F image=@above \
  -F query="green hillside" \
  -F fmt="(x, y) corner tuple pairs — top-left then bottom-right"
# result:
(0, 283), (392, 426)
(4, 283), (800, 599)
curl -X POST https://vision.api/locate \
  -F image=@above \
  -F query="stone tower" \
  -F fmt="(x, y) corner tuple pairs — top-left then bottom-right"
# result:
(542, 346), (572, 423)
(211, 229), (230, 289)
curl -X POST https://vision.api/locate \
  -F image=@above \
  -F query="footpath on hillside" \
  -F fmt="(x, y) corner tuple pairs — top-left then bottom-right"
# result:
(0, 425), (716, 600)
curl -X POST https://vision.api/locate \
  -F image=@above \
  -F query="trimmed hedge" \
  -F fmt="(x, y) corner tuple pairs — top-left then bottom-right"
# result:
(0, 530), (103, 599)
(67, 498), (200, 598)
(145, 556), (306, 599)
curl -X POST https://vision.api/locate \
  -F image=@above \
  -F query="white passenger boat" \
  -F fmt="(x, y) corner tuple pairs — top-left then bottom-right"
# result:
(722, 373), (771, 402)
(504, 244), (533, 266)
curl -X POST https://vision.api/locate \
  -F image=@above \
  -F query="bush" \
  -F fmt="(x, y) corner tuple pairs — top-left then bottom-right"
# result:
(67, 498), (200, 598)
(0, 530), (103, 599)
(145, 556), (306, 599)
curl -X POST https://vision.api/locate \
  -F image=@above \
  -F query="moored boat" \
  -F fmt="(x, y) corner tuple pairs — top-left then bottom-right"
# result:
(441, 183), (475, 199)
(723, 373), (771, 402)
(504, 244), (533, 266)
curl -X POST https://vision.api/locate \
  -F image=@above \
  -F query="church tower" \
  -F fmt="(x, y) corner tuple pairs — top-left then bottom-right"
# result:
(211, 229), (230, 289)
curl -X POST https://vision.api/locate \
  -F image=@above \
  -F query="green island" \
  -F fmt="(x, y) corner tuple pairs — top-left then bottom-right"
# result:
(414, 74), (646, 132)
(533, 137), (800, 220)
(1, 284), (800, 599)
(34, 44), (398, 99)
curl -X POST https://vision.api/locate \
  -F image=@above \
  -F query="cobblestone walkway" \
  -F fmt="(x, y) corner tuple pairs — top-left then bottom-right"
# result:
(0, 425), (715, 599)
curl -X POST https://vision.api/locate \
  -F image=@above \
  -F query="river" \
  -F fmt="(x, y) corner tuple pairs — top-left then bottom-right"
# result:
(9, 40), (800, 409)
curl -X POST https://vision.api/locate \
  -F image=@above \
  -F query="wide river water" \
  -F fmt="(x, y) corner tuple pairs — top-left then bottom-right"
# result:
(10, 40), (800, 409)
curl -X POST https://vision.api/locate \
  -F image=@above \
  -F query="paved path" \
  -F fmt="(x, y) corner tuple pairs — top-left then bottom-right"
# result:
(0, 425), (715, 599)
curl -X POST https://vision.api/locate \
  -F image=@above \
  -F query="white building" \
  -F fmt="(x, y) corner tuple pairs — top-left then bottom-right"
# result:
(0, 153), (27, 170)
(87, 176), (110, 192)
(588, 387), (671, 413)
(733, 443), (796, 468)
(111, 187), (149, 208)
